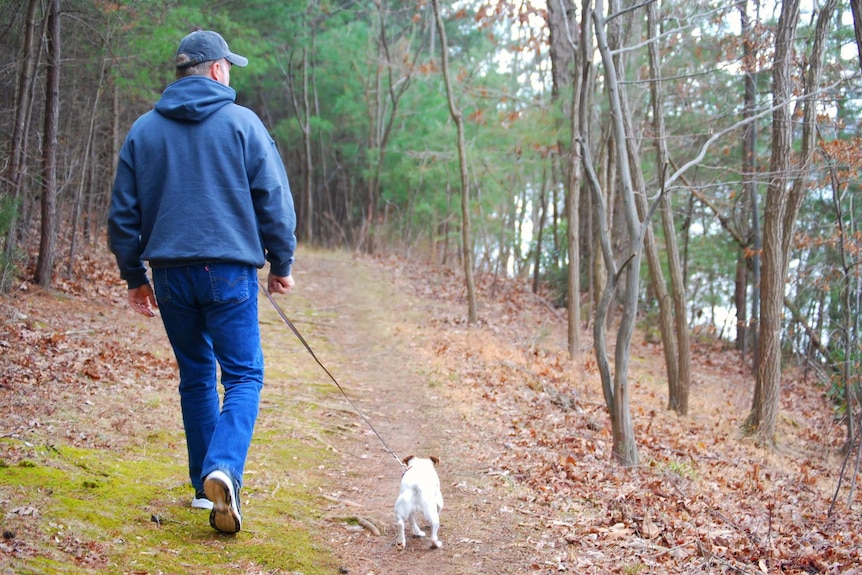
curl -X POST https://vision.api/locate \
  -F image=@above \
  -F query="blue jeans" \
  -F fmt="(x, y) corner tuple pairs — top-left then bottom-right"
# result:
(152, 263), (263, 492)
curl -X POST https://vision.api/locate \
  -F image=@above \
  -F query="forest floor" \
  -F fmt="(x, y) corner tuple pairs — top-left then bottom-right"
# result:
(0, 247), (861, 575)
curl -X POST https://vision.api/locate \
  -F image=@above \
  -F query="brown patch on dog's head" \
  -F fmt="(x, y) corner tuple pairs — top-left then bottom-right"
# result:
(402, 455), (439, 466)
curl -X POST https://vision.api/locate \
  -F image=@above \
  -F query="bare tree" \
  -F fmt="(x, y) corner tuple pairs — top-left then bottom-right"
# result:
(4, 0), (41, 266)
(431, 0), (477, 324)
(548, 0), (584, 360)
(531, 168), (549, 294)
(67, 51), (109, 277)
(745, 0), (836, 444)
(582, 0), (644, 466)
(283, 43), (316, 244)
(826, 164), (860, 451)
(358, 1), (424, 254)
(647, 0), (690, 415)
(738, 0), (762, 368)
(850, 0), (862, 74)
(621, 27), (680, 417)
(35, 0), (61, 288)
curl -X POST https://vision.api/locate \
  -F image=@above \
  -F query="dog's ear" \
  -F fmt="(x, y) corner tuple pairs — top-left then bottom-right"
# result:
(430, 455), (440, 466)
(402, 455), (415, 465)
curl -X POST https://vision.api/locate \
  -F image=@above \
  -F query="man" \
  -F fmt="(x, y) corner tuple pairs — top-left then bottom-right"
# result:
(108, 30), (297, 534)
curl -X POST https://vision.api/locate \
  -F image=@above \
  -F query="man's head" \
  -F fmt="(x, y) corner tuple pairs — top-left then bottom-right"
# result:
(175, 30), (247, 84)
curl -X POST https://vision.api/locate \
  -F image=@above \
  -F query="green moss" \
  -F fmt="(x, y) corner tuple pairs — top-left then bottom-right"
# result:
(0, 255), (364, 574)
(0, 428), (339, 574)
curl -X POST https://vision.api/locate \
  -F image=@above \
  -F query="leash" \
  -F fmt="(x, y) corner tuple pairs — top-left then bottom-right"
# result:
(257, 278), (407, 470)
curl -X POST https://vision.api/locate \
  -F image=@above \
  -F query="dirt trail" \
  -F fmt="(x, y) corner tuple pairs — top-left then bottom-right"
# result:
(271, 251), (541, 575)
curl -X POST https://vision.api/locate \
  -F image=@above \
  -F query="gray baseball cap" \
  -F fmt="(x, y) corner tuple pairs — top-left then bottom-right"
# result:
(175, 30), (248, 69)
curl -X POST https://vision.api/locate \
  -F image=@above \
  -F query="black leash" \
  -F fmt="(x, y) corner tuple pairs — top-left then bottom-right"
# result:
(257, 278), (406, 470)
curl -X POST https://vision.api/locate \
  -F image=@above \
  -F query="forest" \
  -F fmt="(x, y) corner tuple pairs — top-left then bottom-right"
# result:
(1, 0), (862, 472)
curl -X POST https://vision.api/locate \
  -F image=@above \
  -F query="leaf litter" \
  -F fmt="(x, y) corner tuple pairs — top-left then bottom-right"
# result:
(0, 249), (859, 574)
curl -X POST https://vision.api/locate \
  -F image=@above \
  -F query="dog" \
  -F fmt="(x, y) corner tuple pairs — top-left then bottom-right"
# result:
(394, 455), (443, 549)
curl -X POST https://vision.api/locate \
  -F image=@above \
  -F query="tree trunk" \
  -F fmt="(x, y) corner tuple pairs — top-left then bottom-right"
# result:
(830, 176), (857, 449)
(739, 0), (761, 368)
(625, 109), (679, 412)
(592, 134), (614, 325)
(547, 0), (583, 359)
(589, 0), (641, 467)
(532, 168), (548, 294)
(311, 26), (333, 248)
(35, 0), (61, 288)
(443, 182), (452, 266)
(68, 54), (108, 277)
(745, 0), (835, 444)
(748, 164), (762, 370)
(647, 1), (690, 415)
(573, 0), (589, 361)
(432, 0), (477, 324)
(302, 47), (315, 244)
(850, 0), (862, 74)
(745, 0), (799, 444)
(547, 0), (577, 93)
(620, 34), (679, 413)
(283, 39), (316, 246)
(4, 0), (41, 263)
(565, 152), (583, 359)
(734, 255), (748, 353)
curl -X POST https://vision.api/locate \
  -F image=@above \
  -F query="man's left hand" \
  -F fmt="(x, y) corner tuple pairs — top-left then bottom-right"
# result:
(129, 284), (157, 317)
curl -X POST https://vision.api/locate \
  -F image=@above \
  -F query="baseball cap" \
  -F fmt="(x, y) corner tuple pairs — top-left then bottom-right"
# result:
(175, 30), (248, 69)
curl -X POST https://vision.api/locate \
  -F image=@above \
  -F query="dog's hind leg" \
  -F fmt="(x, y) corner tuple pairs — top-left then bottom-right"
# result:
(395, 515), (407, 548)
(409, 510), (426, 537)
(424, 504), (442, 549)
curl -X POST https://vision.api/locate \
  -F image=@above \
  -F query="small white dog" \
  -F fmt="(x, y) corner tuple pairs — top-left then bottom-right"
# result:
(395, 455), (444, 549)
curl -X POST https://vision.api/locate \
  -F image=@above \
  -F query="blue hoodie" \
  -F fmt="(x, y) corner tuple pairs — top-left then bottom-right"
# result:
(108, 76), (296, 289)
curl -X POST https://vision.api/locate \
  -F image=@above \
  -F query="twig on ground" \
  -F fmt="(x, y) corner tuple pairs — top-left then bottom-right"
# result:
(356, 517), (381, 536)
(329, 515), (382, 536)
(322, 493), (363, 507)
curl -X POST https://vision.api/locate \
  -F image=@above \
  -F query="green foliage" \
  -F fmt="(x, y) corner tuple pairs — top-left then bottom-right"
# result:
(823, 345), (862, 419)
(0, 195), (20, 292)
(4, 0), (860, 367)
(681, 205), (740, 329)
(537, 240), (569, 308)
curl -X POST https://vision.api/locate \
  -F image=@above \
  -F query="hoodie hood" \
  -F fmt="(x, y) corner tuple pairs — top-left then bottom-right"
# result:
(155, 76), (236, 122)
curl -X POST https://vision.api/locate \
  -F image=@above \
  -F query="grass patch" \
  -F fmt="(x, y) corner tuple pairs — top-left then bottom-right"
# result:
(647, 457), (698, 481)
(1, 415), (340, 574)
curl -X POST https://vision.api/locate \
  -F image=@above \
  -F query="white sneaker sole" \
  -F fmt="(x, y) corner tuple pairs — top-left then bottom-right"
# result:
(191, 495), (213, 510)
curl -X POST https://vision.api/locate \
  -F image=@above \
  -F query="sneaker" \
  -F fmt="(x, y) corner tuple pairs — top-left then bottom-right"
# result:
(204, 470), (242, 533)
(191, 489), (213, 510)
